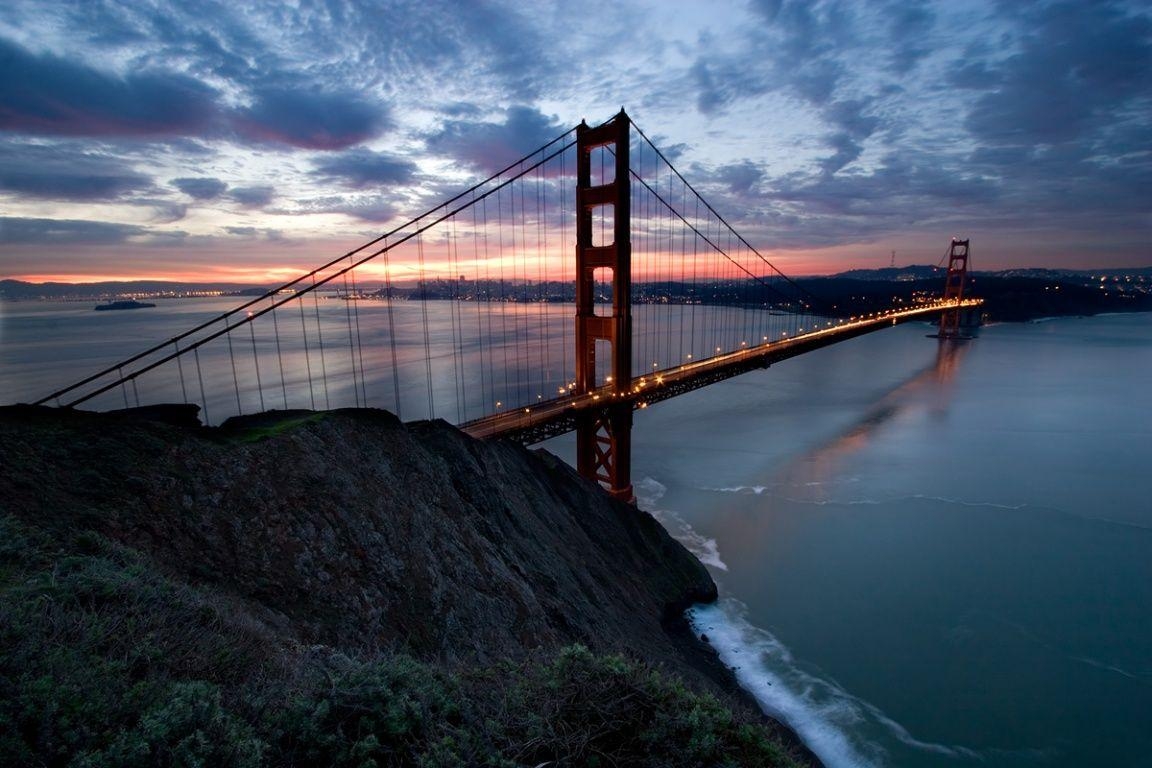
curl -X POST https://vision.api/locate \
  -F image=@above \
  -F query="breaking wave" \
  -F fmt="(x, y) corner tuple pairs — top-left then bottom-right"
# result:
(688, 600), (985, 767)
(636, 477), (728, 571)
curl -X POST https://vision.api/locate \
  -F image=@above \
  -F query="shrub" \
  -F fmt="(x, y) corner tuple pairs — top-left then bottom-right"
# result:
(1, 515), (801, 767)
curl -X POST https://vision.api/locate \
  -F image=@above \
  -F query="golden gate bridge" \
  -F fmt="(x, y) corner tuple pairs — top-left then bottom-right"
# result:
(34, 110), (980, 501)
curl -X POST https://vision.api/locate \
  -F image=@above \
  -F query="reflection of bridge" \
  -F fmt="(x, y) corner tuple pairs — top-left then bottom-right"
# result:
(35, 110), (979, 501)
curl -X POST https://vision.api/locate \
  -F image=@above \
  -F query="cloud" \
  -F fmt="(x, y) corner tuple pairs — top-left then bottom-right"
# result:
(286, 195), (397, 223)
(0, 142), (152, 200)
(229, 186), (274, 207)
(884, 0), (935, 73)
(0, 216), (146, 244)
(0, 36), (219, 138)
(225, 225), (284, 240)
(425, 105), (569, 174)
(173, 177), (227, 199)
(964, 2), (1152, 147)
(140, 200), (188, 224)
(715, 161), (765, 195)
(310, 149), (417, 190)
(231, 88), (390, 150)
(0, 34), (390, 151)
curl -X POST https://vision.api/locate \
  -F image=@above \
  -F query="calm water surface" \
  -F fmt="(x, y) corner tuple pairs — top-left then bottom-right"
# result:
(3, 299), (1150, 766)
(552, 313), (1152, 767)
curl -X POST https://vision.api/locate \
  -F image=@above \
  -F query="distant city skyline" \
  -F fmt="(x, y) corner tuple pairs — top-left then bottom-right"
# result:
(1, 0), (1149, 283)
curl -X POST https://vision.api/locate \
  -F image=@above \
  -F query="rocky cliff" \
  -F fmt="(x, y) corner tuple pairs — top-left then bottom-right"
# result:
(0, 405), (820, 764)
(2, 405), (710, 660)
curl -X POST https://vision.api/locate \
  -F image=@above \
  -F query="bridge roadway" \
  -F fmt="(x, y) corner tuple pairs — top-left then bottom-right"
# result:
(461, 299), (982, 445)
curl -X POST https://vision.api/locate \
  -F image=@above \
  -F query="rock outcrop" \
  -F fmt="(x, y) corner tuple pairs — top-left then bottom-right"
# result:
(1, 405), (714, 668)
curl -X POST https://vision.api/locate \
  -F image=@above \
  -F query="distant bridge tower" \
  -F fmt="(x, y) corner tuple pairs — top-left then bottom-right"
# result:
(937, 238), (970, 340)
(574, 110), (633, 502)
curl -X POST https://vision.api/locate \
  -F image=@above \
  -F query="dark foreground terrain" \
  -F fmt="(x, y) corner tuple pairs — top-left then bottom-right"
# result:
(0, 405), (814, 767)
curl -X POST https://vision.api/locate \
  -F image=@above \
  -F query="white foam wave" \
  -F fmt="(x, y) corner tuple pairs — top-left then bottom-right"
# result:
(783, 497), (884, 506)
(688, 601), (881, 768)
(689, 600), (985, 767)
(636, 477), (728, 571)
(634, 476), (667, 508)
(783, 493), (1027, 511)
(704, 485), (769, 495)
(649, 509), (729, 571)
(1071, 656), (1140, 680)
(911, 493), (1027, 510)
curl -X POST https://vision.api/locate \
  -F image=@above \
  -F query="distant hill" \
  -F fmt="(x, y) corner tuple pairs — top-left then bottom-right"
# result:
(798, 272), (1152, 322)
(0, 279), (274, 300)
(828, 264), (945, 281)
(827, 265), (1152, 281)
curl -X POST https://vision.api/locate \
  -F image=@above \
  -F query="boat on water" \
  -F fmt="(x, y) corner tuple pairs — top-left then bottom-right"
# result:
(94, 299), (157, 311)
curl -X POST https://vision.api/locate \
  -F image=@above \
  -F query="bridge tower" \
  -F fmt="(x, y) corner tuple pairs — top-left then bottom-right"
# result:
(937, 238), (970, 340)
(574, 110), (633, 502)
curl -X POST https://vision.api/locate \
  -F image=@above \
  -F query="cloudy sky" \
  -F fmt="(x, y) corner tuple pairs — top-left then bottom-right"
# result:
(1, 0), (1149, 282)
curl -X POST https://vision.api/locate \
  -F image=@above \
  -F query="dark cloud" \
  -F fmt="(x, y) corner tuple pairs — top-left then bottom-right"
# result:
(716, 161), (765, 195)
(885, 0), (935, 73)
(965, 2), (1152, 147)
(230, 186), (274, 207)
(173, 177), (227, 199)
(947, 60), (1003, 90)
(286, 195), (397, 223)
(225, 225), (284, 239)
(231, 88), (389, 150)
(425, 105), (568, 174)
(819, 99), (879, 174)
(0, 36), (219, 138)
(690, 58), (769, 115)
(311, 149), (418, 190)
(0, 142), (151, 200)
(141, 200), (188, 224)
(0, 33), (391, 151)
(0, 216), (146, 245)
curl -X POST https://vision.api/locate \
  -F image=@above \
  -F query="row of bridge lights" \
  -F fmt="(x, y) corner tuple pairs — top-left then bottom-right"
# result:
(492, 303), (955, 413)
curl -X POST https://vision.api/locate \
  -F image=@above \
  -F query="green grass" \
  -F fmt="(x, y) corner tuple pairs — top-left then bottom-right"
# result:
(218, 411), (326, 444)
(0, 515), (803, 767)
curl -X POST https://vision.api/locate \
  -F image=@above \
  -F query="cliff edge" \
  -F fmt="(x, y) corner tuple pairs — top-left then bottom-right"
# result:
(0, 405), (815, 766)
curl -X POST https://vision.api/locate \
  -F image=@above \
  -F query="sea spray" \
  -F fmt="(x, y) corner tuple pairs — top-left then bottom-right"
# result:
(636, 477), (728, 571)
(687, 601), (883, 768)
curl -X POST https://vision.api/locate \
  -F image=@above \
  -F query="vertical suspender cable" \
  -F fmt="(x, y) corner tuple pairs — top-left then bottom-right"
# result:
(270, 294), (289, 408)
(382, 238), (402, 418)
(249, 320), (265, 412)
(298, 294), (316, 410)
(226, 319), (242, 414)
(416, 232), (435, 419)
(311, 275), (331, 410)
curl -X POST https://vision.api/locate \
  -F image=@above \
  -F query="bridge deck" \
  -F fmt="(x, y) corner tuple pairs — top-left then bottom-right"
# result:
(460, 300), (981, 445)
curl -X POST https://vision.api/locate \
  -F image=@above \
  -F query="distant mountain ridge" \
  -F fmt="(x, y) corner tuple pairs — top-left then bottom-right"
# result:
(6, 265), (1150, 301)
(825, 264), (1152, 281)
(0, 279), (273, 300)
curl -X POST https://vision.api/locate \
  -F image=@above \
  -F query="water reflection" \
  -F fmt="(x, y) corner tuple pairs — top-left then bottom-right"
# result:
(780, 339), (970, 503)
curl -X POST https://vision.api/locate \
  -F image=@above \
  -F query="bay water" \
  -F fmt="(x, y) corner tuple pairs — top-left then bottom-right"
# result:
(550, 312), (1152, 767)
